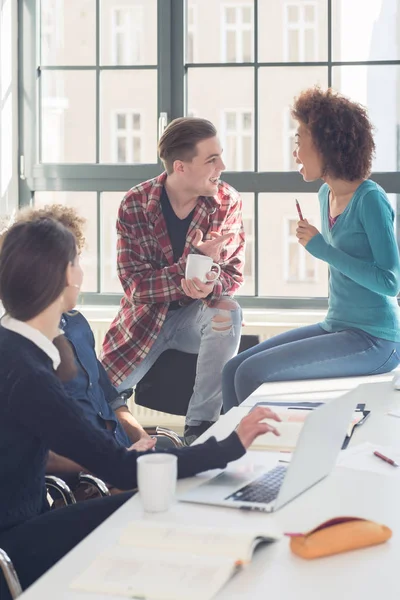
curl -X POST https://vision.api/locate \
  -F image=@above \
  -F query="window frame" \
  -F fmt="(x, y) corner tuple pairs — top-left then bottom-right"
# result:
(18, 0), (400, 309)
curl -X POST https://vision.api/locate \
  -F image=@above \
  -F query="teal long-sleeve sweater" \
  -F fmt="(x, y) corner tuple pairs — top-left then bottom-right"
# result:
(306, 180), (400, 342)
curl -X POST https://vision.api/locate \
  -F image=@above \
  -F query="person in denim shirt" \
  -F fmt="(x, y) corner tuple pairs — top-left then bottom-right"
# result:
(61, 310), (145, 448)
(13, 205), (156, 479)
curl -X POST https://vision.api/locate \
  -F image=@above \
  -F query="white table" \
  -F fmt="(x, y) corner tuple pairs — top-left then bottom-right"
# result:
(20, 374), (400, 600)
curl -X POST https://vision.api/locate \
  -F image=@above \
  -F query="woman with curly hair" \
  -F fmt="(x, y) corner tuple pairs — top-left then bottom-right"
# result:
(223, 87), (400, 409)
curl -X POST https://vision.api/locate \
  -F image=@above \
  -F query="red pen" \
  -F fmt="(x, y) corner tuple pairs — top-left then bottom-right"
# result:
(295, 199), (304, 220)
(373, 450), (399, 467)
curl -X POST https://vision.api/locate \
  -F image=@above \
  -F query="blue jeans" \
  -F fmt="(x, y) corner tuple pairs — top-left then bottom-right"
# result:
(222, 324), (400, 411)
(117, 300), (242, 425)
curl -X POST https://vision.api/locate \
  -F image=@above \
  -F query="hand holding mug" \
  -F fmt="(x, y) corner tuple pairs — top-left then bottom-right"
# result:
(182, 253), (221, 299)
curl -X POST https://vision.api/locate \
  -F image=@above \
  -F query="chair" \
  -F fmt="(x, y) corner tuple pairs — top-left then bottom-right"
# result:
(135, 334), (261, 416)
(0, 548), (22, 599)
(45, 475), (76, 505)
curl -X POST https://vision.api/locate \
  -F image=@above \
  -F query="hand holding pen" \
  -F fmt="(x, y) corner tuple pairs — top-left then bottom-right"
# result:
(295, 199), (304, 221)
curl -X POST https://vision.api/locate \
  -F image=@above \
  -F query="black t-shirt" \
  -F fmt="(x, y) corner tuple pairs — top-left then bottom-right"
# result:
(161, 186), (195, 310)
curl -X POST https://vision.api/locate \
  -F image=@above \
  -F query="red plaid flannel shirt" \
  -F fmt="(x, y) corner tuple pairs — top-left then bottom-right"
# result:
(101, 172), (245, 386)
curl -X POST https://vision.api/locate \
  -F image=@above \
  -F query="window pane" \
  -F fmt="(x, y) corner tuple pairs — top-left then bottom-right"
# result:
(332, 66), (400, 172)
(242, 30), (252, 62)
(100, 0), (157, 65)
(101, 192), (123, 293)
(226, 112), (237, 129)
(332, 0), (400, 61)
(258, 193), (328, 297)
(287, 5), (299, 23)
(288, 243), (300, 280)
(258, 0), (327, 62)
(40, 0), (96, 66)
(34, 192), (98, 292)
(41, 71), (96, 163)
(185, 0), (254, 63)
(304, 5), (315, 22)
(288, 30), (299, 62)
(132, 113), (141, 130)
(116, 114), (126, 129)
(304, 28), (316, 61)
(305, 251), (317, 280)
(240, 194), (255, 296)
(225, 7), (236, 24)
(258, 67), (328, 171)
(133, 137), (142, 162)
(226, 31), (237, 62)
(242, 6), (252, 24)
(100, 70), (157, 163)
(187, 67), (254, 170)
(117, 138), (127, 163)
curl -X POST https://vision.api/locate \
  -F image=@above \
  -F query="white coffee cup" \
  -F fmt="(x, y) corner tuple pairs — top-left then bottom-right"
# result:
(185, 253), (221, 283)
(137, 453), (177, 513)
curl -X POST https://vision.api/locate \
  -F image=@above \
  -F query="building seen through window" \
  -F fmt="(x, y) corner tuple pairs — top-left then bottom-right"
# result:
(31, 0), (400, 303)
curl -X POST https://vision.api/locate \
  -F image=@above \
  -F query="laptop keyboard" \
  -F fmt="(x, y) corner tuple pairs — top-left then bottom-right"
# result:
(226, 465), (287, 505)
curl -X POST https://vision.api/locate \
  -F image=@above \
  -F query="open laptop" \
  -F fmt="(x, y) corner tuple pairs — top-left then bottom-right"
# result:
(179, 391), (358, 512)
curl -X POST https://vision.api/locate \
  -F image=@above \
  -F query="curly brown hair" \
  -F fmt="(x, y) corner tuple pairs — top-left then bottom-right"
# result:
(16, 204), (86, 253)
(291, 87), (375, 181)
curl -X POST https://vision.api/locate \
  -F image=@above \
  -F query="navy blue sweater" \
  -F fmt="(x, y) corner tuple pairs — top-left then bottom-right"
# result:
(0, 326), (245, 532)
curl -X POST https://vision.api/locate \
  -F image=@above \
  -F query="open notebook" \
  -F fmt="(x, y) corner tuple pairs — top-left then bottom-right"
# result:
(199, 402), (369, 453)
(70, 520), (280, 600)
(247, 403), (367, 452)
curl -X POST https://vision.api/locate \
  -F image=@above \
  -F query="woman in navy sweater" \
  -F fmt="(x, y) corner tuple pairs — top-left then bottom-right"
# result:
(0, 218), (279, 598)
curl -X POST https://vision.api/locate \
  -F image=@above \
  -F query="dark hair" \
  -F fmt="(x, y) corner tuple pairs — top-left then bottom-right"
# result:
(0, 218), (77, 321)
(158, 117), (217, 174)
(291, 87), (375, 181)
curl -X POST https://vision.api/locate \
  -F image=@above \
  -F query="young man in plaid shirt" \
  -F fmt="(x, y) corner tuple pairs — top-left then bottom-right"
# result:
(101, 117), (245, 444)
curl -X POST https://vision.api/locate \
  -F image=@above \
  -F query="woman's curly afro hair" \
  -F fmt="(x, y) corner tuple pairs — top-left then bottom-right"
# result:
(291, 87), (375, 181)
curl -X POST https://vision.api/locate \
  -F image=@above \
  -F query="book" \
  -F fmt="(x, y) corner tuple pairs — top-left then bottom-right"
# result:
(70, 520), (280, 600)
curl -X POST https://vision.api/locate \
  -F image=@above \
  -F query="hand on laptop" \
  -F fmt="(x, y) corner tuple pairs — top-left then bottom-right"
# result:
(236, 407), (281, 449)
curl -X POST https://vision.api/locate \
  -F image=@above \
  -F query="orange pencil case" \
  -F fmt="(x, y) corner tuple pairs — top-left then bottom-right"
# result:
(286, 517), (392, 559)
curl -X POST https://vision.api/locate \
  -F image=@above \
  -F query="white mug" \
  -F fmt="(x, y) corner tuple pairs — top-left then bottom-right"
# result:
(137, 453), (177, 513)
(185, 253), (221, 283)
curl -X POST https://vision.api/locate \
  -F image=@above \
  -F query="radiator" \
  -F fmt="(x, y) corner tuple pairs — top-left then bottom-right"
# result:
(88, 316), (300, 431)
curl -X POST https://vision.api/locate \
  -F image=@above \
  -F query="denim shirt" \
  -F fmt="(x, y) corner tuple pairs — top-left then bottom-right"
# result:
(60, 311), (130, 448)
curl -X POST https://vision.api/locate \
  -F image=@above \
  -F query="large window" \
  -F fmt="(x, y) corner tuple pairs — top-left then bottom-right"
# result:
(18, 0), (400, 308)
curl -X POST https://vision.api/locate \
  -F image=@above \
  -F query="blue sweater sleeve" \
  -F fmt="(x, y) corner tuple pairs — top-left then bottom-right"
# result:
(305, 190), (400, 296)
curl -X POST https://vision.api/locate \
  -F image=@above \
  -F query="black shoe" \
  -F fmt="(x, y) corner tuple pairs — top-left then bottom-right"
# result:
(184, 421), (215, 445)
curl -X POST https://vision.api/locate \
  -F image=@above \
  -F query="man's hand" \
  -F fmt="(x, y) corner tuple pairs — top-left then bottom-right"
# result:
(296, 219), (320, 247)
(192, 229), (232, 262)
(236, 407), (281, 449)
(181, 275), (215, 299)
(129, 437), (157, 452)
